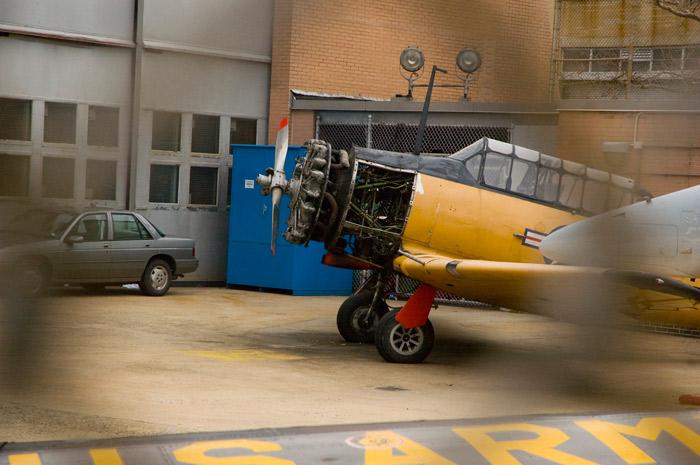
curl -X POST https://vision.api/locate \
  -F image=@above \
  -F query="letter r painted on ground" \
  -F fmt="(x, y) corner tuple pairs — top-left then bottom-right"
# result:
(453, 423), (599, 465)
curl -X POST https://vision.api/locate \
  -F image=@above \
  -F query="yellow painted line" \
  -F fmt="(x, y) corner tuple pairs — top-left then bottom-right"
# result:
(177, 349), (306, 361)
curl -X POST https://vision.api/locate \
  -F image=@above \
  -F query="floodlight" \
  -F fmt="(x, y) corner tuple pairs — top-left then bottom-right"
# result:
(400, 47), (425, 73)
(456, 47), (481, 74)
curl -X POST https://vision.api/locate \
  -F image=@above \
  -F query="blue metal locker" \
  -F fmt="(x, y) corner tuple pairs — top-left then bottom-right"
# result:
(227, 144), (352, 295)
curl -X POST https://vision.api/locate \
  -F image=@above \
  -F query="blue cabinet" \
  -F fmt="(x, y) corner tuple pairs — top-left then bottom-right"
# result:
(227, 144), (352, 295)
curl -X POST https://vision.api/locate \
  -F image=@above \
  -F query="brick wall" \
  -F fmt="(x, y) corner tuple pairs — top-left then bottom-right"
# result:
(558, 111), (700, 196)
(269, 0), (556, 143)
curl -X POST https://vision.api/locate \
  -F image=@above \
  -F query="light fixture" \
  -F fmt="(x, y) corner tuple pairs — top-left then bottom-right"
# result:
(396, 46), (482, 100)
(456, 47), (481, 74)
(399, 47), (425, 73)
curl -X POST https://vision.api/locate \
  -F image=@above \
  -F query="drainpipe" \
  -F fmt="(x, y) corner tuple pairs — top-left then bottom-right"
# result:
(128, 0), (144, 210)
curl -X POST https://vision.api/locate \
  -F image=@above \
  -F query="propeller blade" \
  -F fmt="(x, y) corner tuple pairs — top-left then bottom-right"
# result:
(268, 117), (289, 257)
(274, 117), (289, 173)
(270, 187), (282, 257)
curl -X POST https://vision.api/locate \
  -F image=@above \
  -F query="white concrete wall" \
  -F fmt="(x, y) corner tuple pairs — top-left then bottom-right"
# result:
(0, 0), (134, 42)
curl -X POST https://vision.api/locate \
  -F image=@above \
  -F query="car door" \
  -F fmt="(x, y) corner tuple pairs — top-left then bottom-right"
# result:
(108, 212), (156, 279)
(57, 213), (111, 280)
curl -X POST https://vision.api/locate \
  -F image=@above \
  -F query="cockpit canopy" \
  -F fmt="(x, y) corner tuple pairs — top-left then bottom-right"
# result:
(451, 137), (649, 215)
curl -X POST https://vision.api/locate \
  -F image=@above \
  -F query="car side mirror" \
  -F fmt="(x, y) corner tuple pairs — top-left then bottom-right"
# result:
(65, 235), (85, 244)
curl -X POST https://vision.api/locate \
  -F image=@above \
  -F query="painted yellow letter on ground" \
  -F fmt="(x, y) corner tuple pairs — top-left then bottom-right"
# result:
(90, 449), (124, 465)
(363, 431), (458, 465)
(173, 439), (295, 465)
(9, 454), (41, 465)
(576, 417), (700, 464)
(454, 423), (598, 465)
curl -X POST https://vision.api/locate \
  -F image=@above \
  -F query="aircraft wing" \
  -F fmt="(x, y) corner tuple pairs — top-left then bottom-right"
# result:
(393, 252), (700, 329)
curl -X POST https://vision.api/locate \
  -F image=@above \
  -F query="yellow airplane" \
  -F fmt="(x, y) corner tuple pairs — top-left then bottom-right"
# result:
(257, 119), (700, 363)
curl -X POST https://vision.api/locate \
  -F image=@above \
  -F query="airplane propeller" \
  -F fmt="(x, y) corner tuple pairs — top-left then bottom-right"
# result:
(256, 117), (290, 257)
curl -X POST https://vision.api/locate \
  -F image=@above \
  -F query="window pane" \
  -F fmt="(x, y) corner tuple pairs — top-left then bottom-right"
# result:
(482, 153), (511, 190)
(88, 106), (119, 147)
(69, 213), (108, 241)
(558, 174), (583, 209)
(229, 118), (257, 153)
(562, 48), (590, 72)
(0, 153), (30, 197)
(582, 180), (608, 214)
(149, 164), (179, 203)
(510, 159), (537, 196)
(535, 168), (560, 202)
(113, 213), (152, 240)
(0, 98), (31, 141)
(465, 154), (482, 180)
(42, 157), (75, 198)
(189, 166), (218, 205)
(152, 111), (181, 151)
(591, 48), (620, 72)
(192, 114), (220, 154)
(685, 46), (700, 70)
(86, 159), (117, 200)
(44, 102), (76, 144)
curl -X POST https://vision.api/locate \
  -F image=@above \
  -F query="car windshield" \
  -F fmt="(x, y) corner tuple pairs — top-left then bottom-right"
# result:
(2, 210), (78, 238)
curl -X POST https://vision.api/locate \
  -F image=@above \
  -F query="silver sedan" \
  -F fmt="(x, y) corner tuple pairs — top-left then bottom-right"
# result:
(0, 209), (198, 296)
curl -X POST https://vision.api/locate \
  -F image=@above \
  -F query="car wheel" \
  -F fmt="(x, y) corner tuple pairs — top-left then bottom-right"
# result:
(336, 292), (389, 343)
(375, 309), (434, 363)
(139, 259), (171, 296)
(18, 258), (48, 296)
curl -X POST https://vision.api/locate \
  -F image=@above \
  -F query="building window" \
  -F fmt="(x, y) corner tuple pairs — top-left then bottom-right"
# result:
(192, 114), (219, 154)
(189, 166), (218, 205)
(152, 111), (181, 151)
(149, 164), (179, 203)
(562, 45), (700, 75)
(88, 106), (119, 147)
(229, 118), (257, 153)
(0, 98), (31, 141)
(226, 167), (232, 206)
(0, 154), (30, 197)
(44, 102), (77, 144)
(42, 157), (74, 198)
(86, 159), (117, 200)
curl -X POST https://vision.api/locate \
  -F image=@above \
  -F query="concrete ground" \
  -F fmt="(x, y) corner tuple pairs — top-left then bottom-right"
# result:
(1, 286), (700, 443)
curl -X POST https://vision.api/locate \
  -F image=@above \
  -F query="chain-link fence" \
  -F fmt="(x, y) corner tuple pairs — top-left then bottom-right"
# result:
(318, 118), (511, 306)
(318, 121), (511, 154)
(554, 0), (700, 100)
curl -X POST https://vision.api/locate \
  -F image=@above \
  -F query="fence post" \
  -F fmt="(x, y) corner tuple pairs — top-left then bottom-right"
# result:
(367, 114), (372, 148)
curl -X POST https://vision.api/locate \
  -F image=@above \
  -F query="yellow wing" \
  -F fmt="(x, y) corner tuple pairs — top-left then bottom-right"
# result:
(393, 252), (700, 329)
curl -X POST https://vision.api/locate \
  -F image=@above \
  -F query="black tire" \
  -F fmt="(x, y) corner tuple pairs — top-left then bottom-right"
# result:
(17, 258), (49, 296)
(337, 292), (389, 343)
(139, 259), (172, 296)
(375, 309), (434, 363)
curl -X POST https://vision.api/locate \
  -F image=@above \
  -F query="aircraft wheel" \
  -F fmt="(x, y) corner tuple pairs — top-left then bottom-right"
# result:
(337, 292), (389, 343)
(375, 309), (434, 364)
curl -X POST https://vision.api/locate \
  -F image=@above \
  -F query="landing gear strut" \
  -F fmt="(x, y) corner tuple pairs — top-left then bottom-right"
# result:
(336, 272), (389, 343)
(336, 273), (437, 363)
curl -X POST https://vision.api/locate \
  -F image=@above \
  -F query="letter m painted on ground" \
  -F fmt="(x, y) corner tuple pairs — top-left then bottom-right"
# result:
(576, 417), (700, 464)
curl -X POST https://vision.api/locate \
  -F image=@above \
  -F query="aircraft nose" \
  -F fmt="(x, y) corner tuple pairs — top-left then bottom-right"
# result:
(539, 227), (573, 264)
(540, 222), (603, 266)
